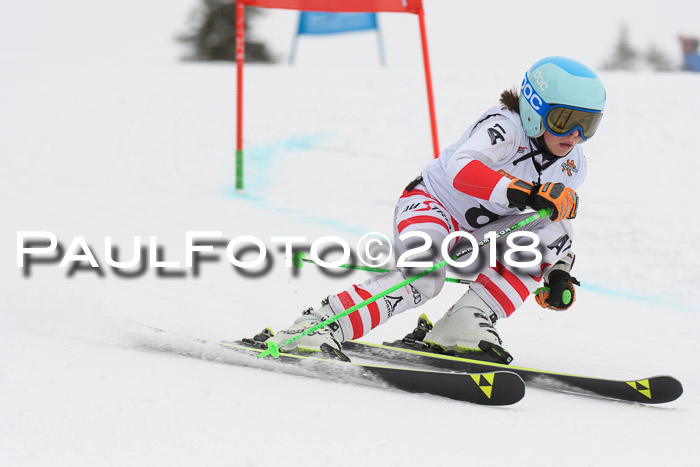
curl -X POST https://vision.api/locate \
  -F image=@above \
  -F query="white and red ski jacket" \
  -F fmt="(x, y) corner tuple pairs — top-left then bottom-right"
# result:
(421, 106), (587, 231)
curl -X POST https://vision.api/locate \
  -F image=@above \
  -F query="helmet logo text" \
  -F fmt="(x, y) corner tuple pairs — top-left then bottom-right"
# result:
(521, 77), (543, 111)
(532, 70), (548, 92)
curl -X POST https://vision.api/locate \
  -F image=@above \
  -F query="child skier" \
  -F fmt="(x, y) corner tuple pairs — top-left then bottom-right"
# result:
(265, 56), (606, 361)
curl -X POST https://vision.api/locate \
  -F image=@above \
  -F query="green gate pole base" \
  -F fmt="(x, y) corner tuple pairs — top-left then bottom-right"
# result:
(236, 149), (244, 191)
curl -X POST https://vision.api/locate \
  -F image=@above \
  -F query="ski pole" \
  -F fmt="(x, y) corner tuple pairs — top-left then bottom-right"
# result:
(259, 208), (552, 359)
(290, 252), (473, 285)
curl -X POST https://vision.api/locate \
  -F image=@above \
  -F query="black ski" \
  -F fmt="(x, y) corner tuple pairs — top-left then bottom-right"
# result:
(341, 340), (683, 404)
(218, 340), (525, 406)
(130, 325), (525, 406)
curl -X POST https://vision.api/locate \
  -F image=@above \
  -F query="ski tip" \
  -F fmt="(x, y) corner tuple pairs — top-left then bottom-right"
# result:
(464, 371), (525, 406)
(626, 375), (684, 404)
(258, 341), (280, 359)
(291, 251), (306, 269)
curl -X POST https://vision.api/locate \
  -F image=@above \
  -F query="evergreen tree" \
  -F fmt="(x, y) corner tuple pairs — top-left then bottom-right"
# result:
(602, 25), (638, 71)
(178, 0), (275, 63)
(644, 44), (674, 71)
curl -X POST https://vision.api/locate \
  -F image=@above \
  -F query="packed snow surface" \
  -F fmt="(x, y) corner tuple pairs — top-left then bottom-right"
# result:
(2, 1), (699, 466)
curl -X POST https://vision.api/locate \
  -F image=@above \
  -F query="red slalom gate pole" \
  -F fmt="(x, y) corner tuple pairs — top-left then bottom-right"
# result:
(235, 1), (245, 190)
(417, 7), (439, 158)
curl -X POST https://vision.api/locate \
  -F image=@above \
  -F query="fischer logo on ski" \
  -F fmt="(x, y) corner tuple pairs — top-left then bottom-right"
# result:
(626, 379), (652, 399)
(470, 373), (495, 399)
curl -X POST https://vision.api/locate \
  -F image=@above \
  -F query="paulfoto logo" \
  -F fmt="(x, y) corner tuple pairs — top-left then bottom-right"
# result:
(16, 229), (542, 279)
(15, 231), (395, 279)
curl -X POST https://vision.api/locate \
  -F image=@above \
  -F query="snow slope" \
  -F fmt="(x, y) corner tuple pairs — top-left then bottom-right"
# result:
(2, 1), (700, 466)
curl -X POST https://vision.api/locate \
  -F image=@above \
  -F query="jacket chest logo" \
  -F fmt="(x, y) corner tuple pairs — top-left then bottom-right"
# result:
(561, 159), (578, 176)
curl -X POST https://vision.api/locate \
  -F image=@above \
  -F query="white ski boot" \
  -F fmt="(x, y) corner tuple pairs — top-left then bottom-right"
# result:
(423, 290), (512, 363)
(267, 300), (348, 361)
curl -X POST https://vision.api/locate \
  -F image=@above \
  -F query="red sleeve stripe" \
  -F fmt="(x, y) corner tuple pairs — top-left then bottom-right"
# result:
(337, 291), (364, 339)
(353, 285), (381, 330)
(397, 215), (450, 235)
(452, 160), (505, 200)
(493, 261), (530, 301)
(476, 274), (516, 316)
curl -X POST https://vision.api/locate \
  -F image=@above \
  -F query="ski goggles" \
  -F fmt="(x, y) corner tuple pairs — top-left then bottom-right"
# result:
(521, 74), (603, 141)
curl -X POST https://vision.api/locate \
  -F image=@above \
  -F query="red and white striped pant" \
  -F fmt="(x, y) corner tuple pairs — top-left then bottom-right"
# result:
(328, 184), (573, 341)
